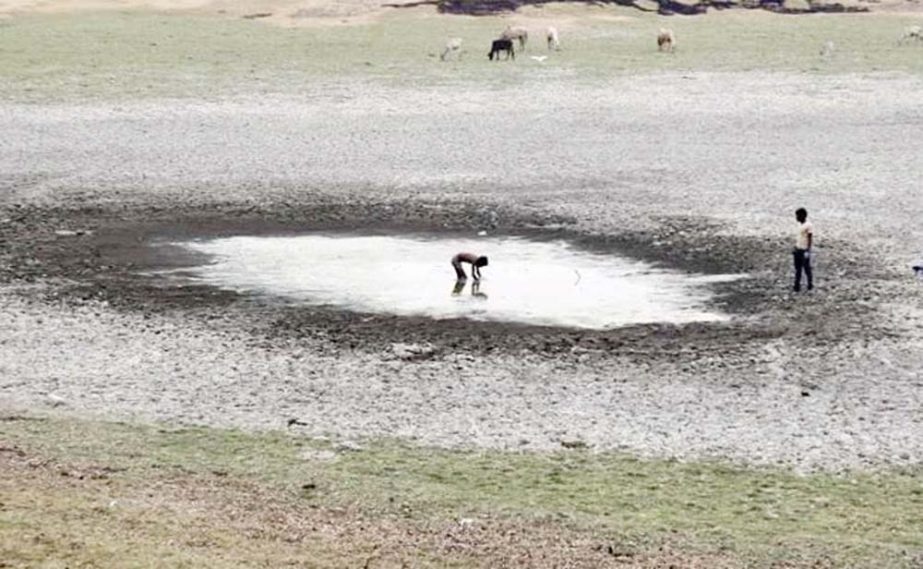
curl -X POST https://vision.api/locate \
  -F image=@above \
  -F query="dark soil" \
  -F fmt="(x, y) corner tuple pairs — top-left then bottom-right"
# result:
(0, 197), (895, 364)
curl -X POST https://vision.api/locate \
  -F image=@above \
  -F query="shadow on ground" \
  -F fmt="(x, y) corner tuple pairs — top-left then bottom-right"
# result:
(384, 0), (869, 16)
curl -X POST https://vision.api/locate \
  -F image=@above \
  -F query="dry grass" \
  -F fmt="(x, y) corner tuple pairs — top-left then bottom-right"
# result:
(1, 5), (923, 102)
(2, 415), (921, 567)
(2, 438), (736, 568)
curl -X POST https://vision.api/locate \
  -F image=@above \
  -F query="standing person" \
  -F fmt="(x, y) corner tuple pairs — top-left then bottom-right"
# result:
(451, 252), (488, 281)
(793, 207), (814, 292)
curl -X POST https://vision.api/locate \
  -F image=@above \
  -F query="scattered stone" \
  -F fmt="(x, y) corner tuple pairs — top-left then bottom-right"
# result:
(390, 342), (436, 361)
(335, 441), (363, 452)
(606, 544), (636, 558)
(300, 449), (339, 462)
(45, 394), (67, 408)
(54, 228), (93, 237)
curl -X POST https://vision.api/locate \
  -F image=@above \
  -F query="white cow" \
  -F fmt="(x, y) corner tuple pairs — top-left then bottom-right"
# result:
(899, 25), (922, 44)
(657, 28), (675, 53)
(440, 37), (463, 61)
(546, 26), (561, 51)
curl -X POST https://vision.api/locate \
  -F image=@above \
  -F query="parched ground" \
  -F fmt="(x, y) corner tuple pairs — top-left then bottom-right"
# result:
(1, 2), (923, 566)
(3, 73), (922, 472)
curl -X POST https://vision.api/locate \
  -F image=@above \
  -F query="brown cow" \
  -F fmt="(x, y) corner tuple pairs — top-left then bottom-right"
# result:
(500, 26), (529, 51)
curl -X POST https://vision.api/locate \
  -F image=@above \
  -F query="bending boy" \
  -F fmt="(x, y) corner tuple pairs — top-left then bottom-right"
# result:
(451, 252), (488, 281)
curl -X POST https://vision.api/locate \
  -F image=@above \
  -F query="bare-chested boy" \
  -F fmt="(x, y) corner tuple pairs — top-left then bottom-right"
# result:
(451, 252), (488, 281)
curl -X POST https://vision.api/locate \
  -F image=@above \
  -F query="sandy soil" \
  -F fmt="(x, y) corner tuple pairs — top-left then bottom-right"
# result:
(2, 0), (921, 22)
(1, 72), (922, 473)
(0, 0), (429, 24)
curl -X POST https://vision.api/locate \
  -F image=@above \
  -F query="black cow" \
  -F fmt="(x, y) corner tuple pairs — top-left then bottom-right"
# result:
(488, 39), (515, 61)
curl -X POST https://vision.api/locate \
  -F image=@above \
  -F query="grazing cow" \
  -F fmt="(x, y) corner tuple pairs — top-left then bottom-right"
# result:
(899, 25), (922, 44)
(546, 26), (561, 51)
(657, 28), (675, 53)
(500, 26), (529, 50)
(440, 37), (463, 61)
(489, 38), (515, 61)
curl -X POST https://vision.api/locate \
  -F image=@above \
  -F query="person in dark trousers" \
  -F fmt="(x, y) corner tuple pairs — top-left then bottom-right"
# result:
(451, 252), (488, 281)
(793, 208), (814, 292)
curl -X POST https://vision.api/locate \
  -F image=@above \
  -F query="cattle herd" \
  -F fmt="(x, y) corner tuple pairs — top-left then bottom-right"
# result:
(484, 24), (674, 60)
(437, 21), (923, 63)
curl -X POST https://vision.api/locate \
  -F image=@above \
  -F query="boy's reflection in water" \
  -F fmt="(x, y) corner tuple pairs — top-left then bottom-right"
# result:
(451, 279), (488, 299)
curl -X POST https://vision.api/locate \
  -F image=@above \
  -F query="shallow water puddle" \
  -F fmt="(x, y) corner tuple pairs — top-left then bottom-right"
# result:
(177, 235), (740, 329)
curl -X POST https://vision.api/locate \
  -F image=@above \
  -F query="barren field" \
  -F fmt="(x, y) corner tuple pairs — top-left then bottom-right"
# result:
(2, 2), (923, 567)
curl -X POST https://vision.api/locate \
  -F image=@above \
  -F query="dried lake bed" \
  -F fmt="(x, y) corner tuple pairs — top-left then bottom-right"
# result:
(1, 65), (922, 472)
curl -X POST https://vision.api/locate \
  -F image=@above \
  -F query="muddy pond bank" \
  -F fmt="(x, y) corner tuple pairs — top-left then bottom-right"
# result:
(0, 196), (917, 471)
(0, 197), (896, 363)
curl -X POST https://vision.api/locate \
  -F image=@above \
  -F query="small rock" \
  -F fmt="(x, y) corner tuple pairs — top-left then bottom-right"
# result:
(300, 449), (338, 462)
(54, 229), (93, 237)
(390, 342), (435, 360)
(606, 544), (636, 558)
(335, 441), (363, 452)
(560, 439), (588, 450)
(45, 394), (67, 408)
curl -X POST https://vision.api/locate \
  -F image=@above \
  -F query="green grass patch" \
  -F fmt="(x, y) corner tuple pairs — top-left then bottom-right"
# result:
(2, 415), (921, 566)
(1, 7), (922, 101)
